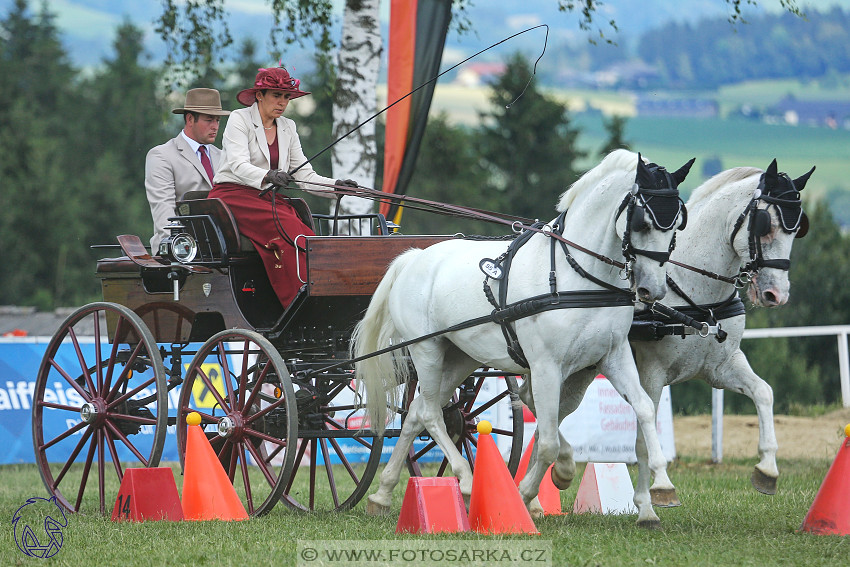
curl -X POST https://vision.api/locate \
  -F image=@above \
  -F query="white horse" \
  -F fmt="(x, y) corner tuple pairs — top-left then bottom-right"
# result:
(632, 159), (814, 516)
(352, 149), (693, 526)
(545, 159), (814, 528)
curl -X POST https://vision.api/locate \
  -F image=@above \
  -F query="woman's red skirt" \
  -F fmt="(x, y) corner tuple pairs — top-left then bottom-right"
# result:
(209, 182), (315, 308)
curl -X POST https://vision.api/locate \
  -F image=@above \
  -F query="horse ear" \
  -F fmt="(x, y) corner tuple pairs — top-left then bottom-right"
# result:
(635, 153), (653, 187)
(671, 157), (696, 187)
(793, 166), (816, 191)
(765, 159), (779, 182)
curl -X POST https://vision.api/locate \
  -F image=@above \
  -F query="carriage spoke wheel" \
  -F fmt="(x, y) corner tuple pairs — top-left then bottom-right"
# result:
(32, 302), (167, 515)
(277, 367), (383, 512)
(405, 373), (523, 477)
(176, 330), (298, 517)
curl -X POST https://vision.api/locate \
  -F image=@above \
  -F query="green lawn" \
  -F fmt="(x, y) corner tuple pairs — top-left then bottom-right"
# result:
(2, 457), (846, 566)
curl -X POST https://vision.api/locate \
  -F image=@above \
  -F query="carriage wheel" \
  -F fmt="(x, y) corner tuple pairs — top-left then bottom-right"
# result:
(32, 302), (167, 515)
(176, 330), (298, 517)
(405, 373), (524, 477)
(277, 367), (383, 513)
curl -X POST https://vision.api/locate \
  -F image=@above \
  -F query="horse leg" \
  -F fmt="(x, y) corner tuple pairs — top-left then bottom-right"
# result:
(551, 369), (597, 490)
(633, 363), (666, 528)
(710, 349), (779, 494)
(419, 355), (480, 503)
(517, 364), (561, 518)
(366, 395), (426, 515)
(602, 343), (677, 527)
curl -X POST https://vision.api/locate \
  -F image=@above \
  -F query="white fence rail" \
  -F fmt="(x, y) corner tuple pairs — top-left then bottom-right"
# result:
(711, 324), (850, 462)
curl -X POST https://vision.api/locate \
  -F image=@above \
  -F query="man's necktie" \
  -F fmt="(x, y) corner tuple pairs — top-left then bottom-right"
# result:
(199, 145), (214, 183)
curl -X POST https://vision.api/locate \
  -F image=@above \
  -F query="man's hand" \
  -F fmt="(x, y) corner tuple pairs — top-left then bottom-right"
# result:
(266, 169), (294, 186)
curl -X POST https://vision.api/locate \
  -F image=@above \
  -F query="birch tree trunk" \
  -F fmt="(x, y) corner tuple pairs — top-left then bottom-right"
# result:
(331, 0), (382, 225)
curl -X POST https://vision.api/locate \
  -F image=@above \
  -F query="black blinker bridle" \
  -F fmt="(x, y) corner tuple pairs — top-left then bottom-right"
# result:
(729, 171), (808, 283)
(615, 164), (688, 279)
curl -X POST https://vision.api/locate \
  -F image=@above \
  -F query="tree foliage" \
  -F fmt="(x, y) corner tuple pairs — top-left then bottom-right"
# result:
(639, 7), (849, 88)
(477, 53), (586, 222)
(0, 1), (167, 309)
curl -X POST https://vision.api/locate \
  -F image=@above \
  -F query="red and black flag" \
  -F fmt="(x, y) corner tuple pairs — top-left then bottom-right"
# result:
(381, 0), (452, 224)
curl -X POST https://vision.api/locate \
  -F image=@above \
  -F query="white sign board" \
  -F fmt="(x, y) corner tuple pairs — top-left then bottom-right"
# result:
(516, 375), (676, 463)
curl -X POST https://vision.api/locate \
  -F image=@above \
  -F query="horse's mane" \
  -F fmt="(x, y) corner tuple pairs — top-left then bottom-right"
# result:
(687, 167), (762, 205)
(556, 149), (638, 213)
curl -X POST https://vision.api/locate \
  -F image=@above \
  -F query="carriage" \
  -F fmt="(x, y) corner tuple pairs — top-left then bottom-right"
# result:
(31, 150), (809, 528)
(31, 190), (524, 516)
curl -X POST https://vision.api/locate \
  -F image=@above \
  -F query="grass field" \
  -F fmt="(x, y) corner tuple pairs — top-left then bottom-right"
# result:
(2, 457), (846, 566)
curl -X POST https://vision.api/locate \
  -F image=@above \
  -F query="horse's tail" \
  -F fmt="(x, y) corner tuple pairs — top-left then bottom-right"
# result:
(351, 248), (421, 436)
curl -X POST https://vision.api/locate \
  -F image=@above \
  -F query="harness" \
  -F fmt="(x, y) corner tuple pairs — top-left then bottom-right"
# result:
(729, 172), (808, 276)
(481, 163), (687, 368)
(634, 169), (807, 343)
(481, 214), (635, 367)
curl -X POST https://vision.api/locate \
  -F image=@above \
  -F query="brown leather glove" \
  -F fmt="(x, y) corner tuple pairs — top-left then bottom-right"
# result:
(336, 178), (358, 188)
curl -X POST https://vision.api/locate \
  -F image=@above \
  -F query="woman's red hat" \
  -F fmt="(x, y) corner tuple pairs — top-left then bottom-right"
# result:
(236, 66), (310, 106)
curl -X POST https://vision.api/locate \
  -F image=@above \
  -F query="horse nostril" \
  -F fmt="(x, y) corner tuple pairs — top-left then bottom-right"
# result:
(763, 290), (778, 306)
(637, 287), (651, 301)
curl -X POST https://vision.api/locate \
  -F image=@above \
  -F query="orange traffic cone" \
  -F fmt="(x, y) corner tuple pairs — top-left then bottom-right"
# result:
(799, 423), (850, 535)
(181, 412), (249, 521)
(111, 468), (184, 522)
(513, 435), (563, 515)
(396, 477), (470, 534)
(468, 421), (538, 534)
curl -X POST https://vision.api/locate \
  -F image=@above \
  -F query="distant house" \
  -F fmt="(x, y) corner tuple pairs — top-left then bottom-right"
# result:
(596, 61), (660, 89)
(636, 97), (719, 118)
(767, 95), (850, 128)
(454, 62), (507, 87)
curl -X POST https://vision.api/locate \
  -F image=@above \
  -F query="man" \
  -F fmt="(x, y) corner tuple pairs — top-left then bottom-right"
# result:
(145, 88), (230, 252)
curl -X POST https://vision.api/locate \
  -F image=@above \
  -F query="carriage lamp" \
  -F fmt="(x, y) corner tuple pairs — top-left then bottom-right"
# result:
(168, 233), (199, 264)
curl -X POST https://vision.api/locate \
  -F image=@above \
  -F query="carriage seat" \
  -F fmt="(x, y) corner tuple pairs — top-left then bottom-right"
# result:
(176, 192), (254, 254)
(176, 191), (315, 257)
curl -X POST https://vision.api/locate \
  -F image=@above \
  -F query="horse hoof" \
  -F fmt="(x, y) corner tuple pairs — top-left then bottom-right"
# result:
(365, 497), (391, 516)
(550, 466), (572, 490)
(528, 497), (545, 519)
(637, 518), (662, 530)
(650, 487), (681, 508)
(751, 468), (777, 495)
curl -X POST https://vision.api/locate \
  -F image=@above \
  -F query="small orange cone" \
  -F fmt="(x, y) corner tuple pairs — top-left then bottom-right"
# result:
(513, 436), (563, 515)
(799, 424), (850, 535)
(181, 412), (249, 521)
(111, 468), (184, 522)
(396, 477), (470, 533)
(468, 421), (538, 534)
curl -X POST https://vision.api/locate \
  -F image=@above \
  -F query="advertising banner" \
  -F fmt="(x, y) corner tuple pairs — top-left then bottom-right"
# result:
(2, 341), (672, 466)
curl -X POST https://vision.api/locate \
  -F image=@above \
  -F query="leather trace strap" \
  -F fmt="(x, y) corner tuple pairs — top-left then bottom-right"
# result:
(481, 213), (635, 367)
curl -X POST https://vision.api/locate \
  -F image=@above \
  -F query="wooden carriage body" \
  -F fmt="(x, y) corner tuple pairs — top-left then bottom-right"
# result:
(34, 191), (523, 517)
(95, 193), (449, 353)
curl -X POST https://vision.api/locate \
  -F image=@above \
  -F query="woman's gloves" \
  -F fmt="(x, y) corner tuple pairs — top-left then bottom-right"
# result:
(265, 169), (293, 186)
(336, 179), (358, 188)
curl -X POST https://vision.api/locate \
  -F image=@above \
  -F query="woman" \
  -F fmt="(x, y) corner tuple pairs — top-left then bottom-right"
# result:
(212, 66), (357, 308)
